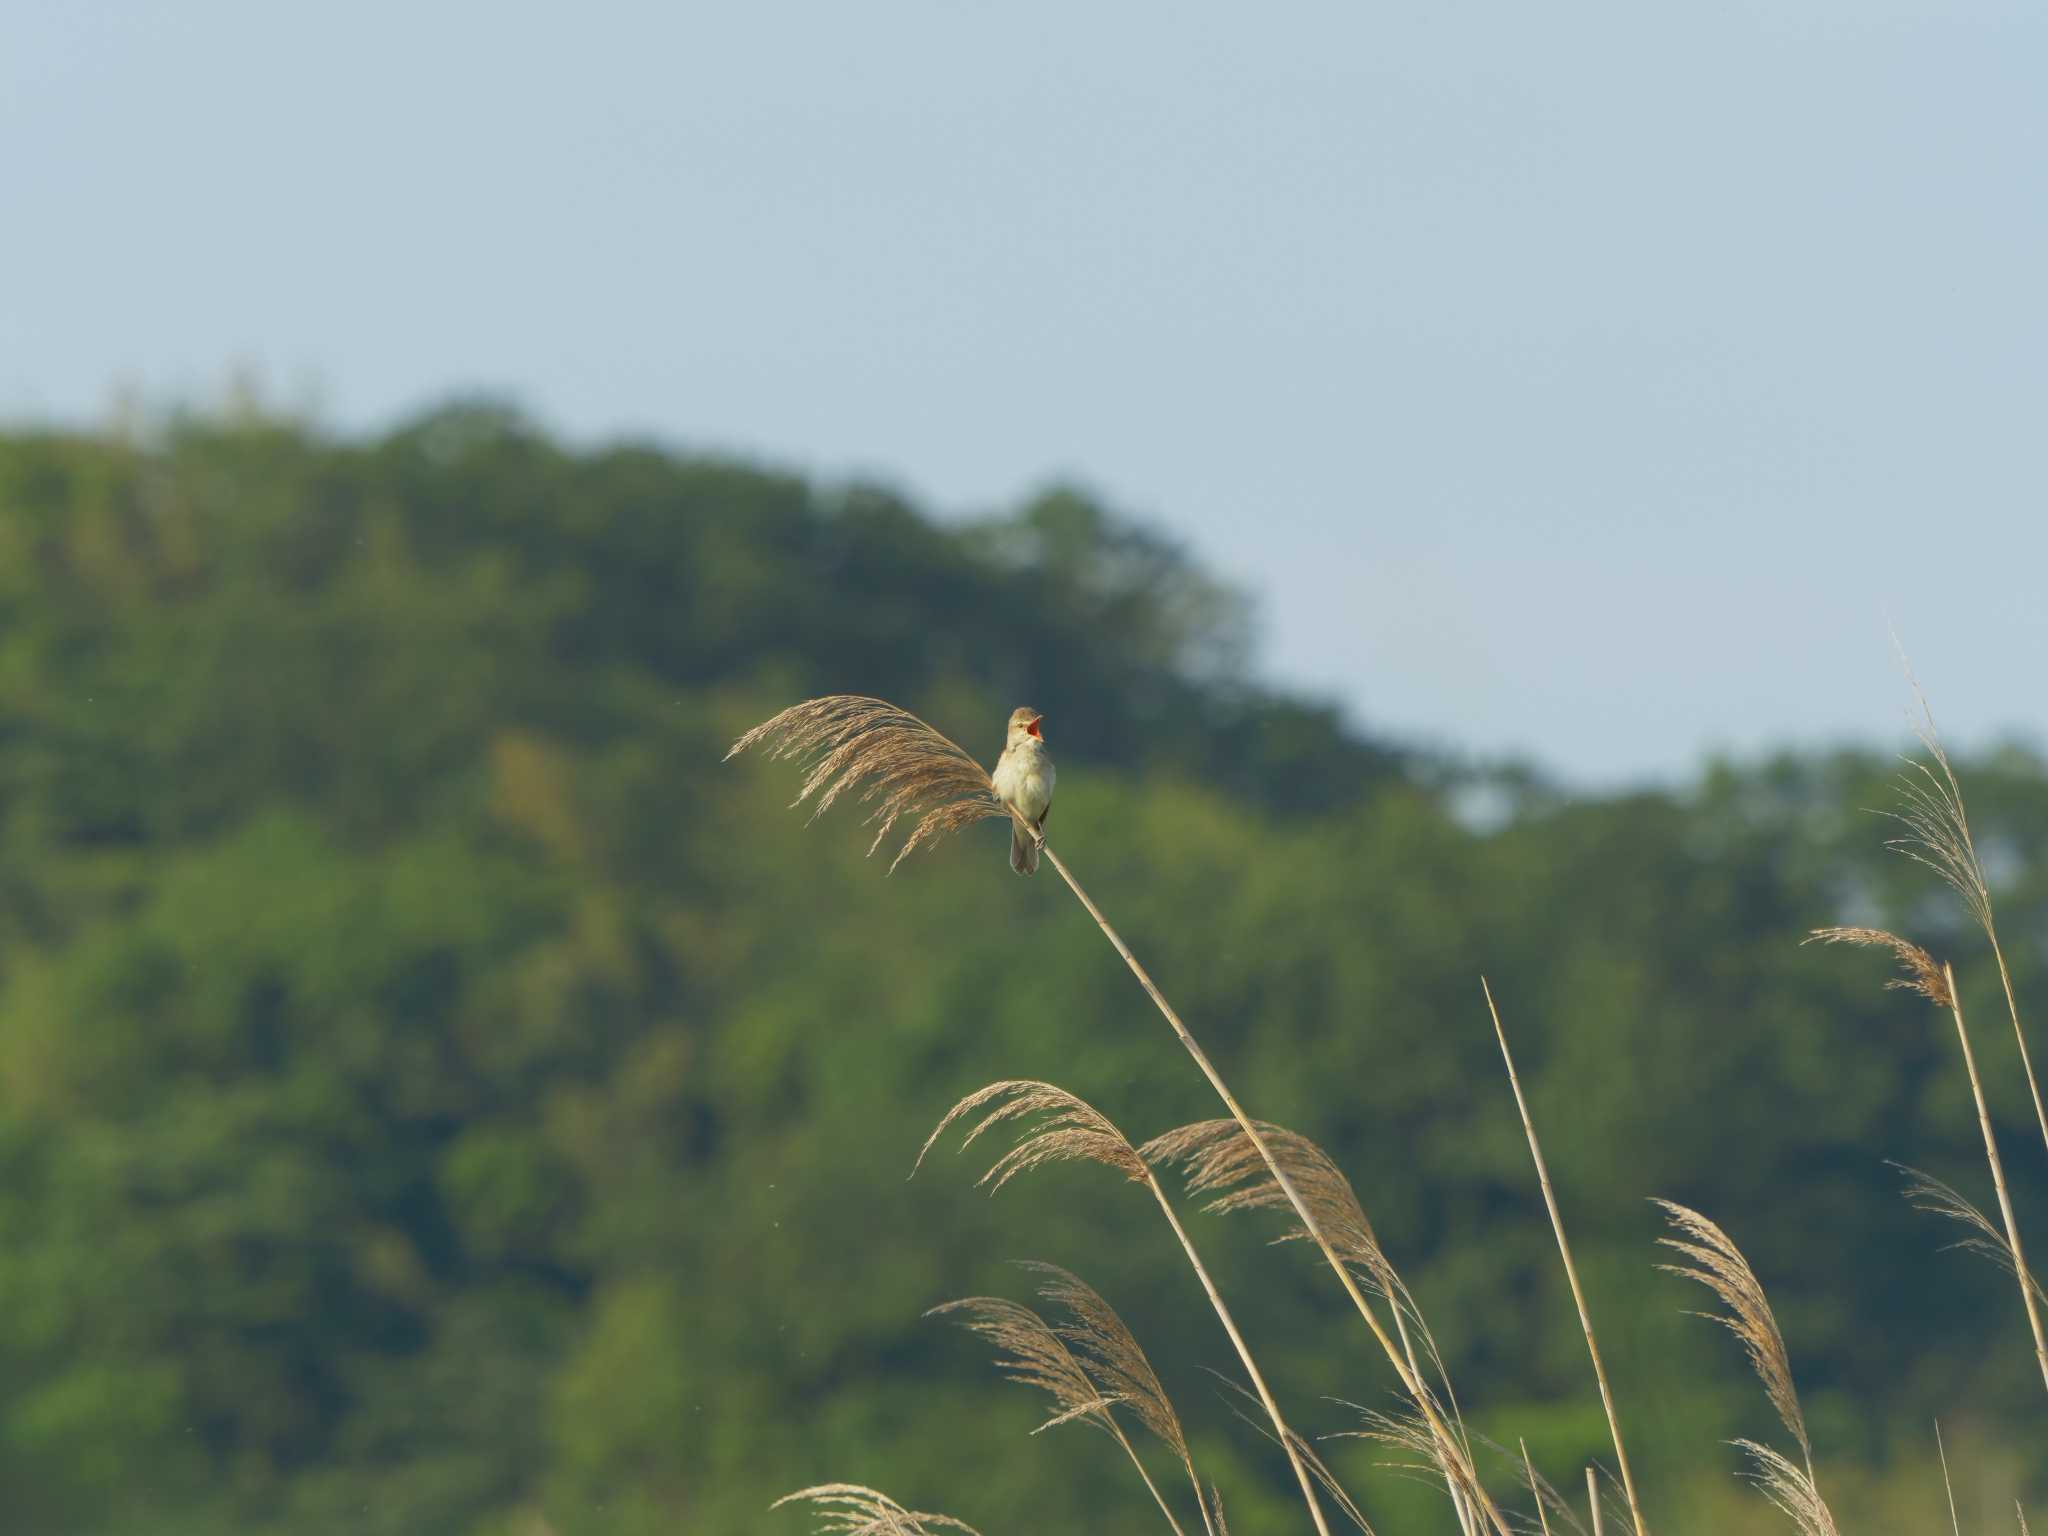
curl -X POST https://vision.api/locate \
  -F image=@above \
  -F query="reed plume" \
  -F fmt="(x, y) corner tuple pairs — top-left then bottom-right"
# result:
(1809, 928), (2048, 1389)
(772, 1483), (983, 1536)
(1654, 1200), (1837, 1536)
(1892, 1162), (2048, 1306)
(1806, 927), (1951, 1007)
(1883, 687), (2048, 1161)
(919, 1082), (1333, 1535)
(926, 1287), (1190, 1535)
(725, 696), (1006, 871)
(914, 1080), (1148, 1190)
(739, 696), (1476, 1528)
(1144, 1118), (1500, 1531)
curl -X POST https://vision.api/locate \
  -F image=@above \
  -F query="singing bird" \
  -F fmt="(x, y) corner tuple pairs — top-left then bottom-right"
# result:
(991, 706), (1055, 875)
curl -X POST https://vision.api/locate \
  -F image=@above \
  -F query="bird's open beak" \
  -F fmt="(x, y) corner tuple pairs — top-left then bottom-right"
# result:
(1027, 718), (1043, 739)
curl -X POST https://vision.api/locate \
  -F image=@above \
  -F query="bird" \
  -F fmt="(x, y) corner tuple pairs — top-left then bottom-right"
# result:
(991, 706), (1055, 875)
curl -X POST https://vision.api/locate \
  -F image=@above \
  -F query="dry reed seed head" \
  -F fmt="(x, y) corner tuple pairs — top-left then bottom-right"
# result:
(1015, 1261), (1193, 1466)
(1892, 1163), (2048, 1304)
(1328, 1403), (1493, 1525)
(772, 1484), (985, 1536)
(1652, 1200), (1811, 1467)
(1805, 926), (1953, 1008)
(914, 1081), (1147, 1190)
(1880, 695), (1996, 935)
(1733, 1441), (1841, 1536)
(1140, 1120), (1395, 1291)
(924, 1296), (1123, 1438)
(726, 695), (1008, 870)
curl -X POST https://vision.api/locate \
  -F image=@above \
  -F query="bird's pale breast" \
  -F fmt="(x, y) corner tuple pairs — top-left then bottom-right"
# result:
(994, 743), (1055, 818)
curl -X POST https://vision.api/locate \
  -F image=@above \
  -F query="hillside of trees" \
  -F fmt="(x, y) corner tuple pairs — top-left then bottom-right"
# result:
(0, 404), (2042, 1534)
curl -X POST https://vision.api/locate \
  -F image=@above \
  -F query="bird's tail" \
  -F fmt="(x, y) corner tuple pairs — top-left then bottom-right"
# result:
(1010, 821), (1039, 876)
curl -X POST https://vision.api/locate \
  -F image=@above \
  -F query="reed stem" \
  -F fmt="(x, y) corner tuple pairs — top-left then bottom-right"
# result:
(1986, 934), (2048, 1164)
(1143, 1176), (1331, 1536)
(1943, 963), (2048, 1391)
(1038, 839), (1510, 1534)
(1484, 981), (1647, 1536)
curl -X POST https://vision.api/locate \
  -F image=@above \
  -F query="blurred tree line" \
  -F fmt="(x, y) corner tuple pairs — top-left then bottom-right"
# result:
(0, 404), (2041, 1535)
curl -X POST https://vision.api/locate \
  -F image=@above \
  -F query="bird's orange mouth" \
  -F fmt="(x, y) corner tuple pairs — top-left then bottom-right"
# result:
(1027, 718), (1043, 739)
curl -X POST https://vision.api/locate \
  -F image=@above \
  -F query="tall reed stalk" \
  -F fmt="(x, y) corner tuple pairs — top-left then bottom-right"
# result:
(1040, 841), (1508, 1531)
(919, 1081), (1333, 1535)
(1889, 693), (2048, 1163)
(1483, 981), (1646, 1536)
(1940, 962), (2048, 1391)
(1811, 928), (2048, 1393)
(731, 697), (1507, 1529)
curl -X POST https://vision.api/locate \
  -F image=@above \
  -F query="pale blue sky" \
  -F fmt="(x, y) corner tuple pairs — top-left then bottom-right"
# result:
(6, 2), (2044, 784)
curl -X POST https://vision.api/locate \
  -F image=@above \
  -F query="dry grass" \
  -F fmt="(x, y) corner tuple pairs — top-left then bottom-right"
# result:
(772, 1484), (984, 1536)
(1143, 1117), (1501, 1532)
(1484, 980), (1646, 1536)
(919, 1082), (1334, 1536)
(1884, 685), (2048, 1164)
(1893, 1162), (2048, 1307)
(1141, 1119), (1398, 1301)
(915, 1080), (1148, 1191)
(925, 1293), (1125, 1437)
(738, 696), (1510, 1530)
(726, 696), (1006, 871)
(1805, 926), (1952, 1007)
(1654, 1201), (1838, 1536)
(741, 690), (2046, 1534)
(1021, 1262), (1196, 1468)
(1809, 931), (2048, 1388)
(927, 1283), (1196, 1536)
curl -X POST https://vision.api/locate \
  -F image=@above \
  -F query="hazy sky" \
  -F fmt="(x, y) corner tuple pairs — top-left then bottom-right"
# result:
(7, 2), (2044, 785)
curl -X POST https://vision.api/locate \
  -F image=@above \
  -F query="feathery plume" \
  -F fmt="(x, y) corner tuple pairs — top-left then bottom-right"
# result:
(1884, 694), (1993, 934)
(929, 1271), (1200, 1536)
(915, 1080), (1147, 1190)
(1654, 1201), (1811, 1466)
(920, 1087), (1327, 1536)
(1884, 678), (2048, 1177)
(727, 696), (1006, 871)
(1805, 927), (1951, 1007)
(1142, 1120), (1397, 1300)
(1731, 1442), (1840, 1536)
(1018, 1262), (1193, 1468)
(1656, 1201), (1841, 1536)
(1146, 1119), (1498, 1526)
(772, 1484), (983, 1536)
(924, 1295), (1120, 1437)
(1893, 1163), (2048, 1305)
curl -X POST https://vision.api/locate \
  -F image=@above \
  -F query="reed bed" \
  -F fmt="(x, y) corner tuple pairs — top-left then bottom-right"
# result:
(733, 692), (2042, 1534)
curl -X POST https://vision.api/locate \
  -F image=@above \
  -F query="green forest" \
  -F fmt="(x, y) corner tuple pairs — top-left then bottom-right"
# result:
(0, 403), (2042, 1534)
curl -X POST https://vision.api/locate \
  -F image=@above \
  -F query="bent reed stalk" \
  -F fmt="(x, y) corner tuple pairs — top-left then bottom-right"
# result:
(919, 1082), (1332, 1536)
(1036, 840), (1509, 1533)
(732, 697), (1505, 1530)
